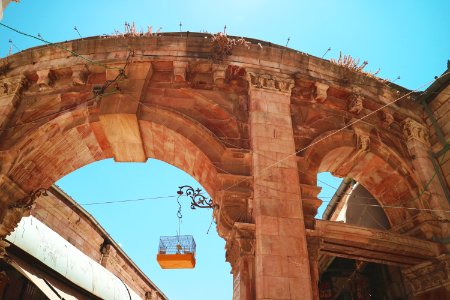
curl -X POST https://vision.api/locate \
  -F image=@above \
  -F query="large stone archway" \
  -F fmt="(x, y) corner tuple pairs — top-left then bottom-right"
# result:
(0, 33), (448, 299)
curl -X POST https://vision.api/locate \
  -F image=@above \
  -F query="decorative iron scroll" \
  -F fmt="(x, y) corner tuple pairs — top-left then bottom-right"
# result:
(177, 185), (217, 209)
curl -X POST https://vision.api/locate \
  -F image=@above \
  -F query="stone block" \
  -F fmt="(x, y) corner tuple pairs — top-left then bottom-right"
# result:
(99, 113), (146, 162)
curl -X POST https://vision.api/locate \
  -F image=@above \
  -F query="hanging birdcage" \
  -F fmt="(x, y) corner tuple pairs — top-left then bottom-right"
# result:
(156, 235), (196, 269)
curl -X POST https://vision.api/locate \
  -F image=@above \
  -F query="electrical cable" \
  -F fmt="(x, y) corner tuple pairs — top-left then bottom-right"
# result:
(0, 49), (133, 133)
(2, 24), (448, 219)
(0, 22), (122, 70)
(33, 195), (178, 210)
(220, 71), (450, 195)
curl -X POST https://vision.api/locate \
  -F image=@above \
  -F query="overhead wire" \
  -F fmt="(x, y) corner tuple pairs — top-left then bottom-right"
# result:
(2, 23), (449, 218)
(219, 71), (450, 196)
(0, 22), (121, 70)
(0, 49), (134, 133)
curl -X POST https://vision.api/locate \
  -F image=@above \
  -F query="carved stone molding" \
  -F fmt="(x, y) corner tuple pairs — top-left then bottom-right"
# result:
(348, 87), (364, 114)
(354, 129), (370, 153)
(314, 82), (329, 103)
(403, 255), (450, 295)
(71, 65), (88, 86)
(0, 75), (27, 97)
(378, 110), (394, 127)
(0, 175), (46, 238)
(36, 69), (55, 91)
(173, 61), (188, 82)
(145, 290), (159, 300)
(225, 223), (255, 274)
(215, 188), (252, 238)
(402, 118), (430, 146)
(246, 72), (294, 95)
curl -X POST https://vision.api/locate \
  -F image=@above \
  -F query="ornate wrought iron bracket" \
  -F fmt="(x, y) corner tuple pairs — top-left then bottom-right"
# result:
(8, 188), (47, 209)
(177, 185), (218, 209)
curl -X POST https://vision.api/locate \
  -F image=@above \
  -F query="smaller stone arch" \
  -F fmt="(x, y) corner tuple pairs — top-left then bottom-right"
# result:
(298, 127), (424, 227)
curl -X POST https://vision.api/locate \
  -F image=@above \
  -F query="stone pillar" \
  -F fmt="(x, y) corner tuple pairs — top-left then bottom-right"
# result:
(402, 118), (449, 238)
(402, 254), (450, 299)
(247, 71), (313, 300)
(307, 237), (322, 300)
(226, 223), (256, 300)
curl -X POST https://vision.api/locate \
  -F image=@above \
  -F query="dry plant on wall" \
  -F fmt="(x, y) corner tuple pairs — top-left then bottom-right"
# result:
(210, 32), (250, 62)
(109, 21), (159, 38)
(331, 51), (381, 78)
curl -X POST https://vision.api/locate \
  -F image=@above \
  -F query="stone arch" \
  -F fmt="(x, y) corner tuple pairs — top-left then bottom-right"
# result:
(4, 108), (225, 195)
(299, 128), (423, 227)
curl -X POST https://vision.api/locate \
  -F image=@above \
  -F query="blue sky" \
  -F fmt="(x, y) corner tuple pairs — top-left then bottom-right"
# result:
(1, 1), (449, 300)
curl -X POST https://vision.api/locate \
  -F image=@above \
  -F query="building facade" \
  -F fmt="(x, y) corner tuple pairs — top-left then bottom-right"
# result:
(0, 32), (448, 299)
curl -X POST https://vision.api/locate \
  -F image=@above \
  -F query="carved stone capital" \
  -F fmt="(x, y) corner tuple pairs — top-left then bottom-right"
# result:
(0, 75), (27, 97)
(0, 175), (46, 238)
(215, 187), (252, 239)
(226, 223), (256, 274)
(314, 82), (329, 103)
(402, 118), (430, 146)
(403, 254), (450, 295)
(354, 127), (370, 153)
(348, 87), (364, 114)
(246, 72), (294, 95)
(378, 110), (394, 127)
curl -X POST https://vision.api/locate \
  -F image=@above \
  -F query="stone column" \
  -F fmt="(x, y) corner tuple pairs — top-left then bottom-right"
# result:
(247, 71), (313, 300)
(226, 223), (256, 300)
(402, 118), (449, 238)
(402, 254), (450, 298)
(307, 236), (322, 300)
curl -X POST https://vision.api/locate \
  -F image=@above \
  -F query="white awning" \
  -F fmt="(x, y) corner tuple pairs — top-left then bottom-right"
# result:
(10, 258), (85, 300)
(6, 216), (142, 300)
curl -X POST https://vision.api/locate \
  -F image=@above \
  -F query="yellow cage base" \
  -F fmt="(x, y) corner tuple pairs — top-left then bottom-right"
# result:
(157, 253), (196, 269)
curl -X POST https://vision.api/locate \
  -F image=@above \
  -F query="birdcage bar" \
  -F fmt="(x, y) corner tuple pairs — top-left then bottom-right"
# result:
(158, 235), (196, 255)
(157, 235), (197, 269)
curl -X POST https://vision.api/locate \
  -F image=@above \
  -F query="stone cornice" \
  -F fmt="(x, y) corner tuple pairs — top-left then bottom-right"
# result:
(246, 71), (294, 95)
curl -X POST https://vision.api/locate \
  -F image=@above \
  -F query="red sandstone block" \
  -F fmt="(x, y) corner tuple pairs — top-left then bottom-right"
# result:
(257, 234), (283, 256)
(252, 138), (296, 154)
(279, 237), (304, 256)
(255, 178), (301, 195)
(262, 275), (290, 299)
(256, 215), (279, 236)
(266, 102), (291, 115)
(250, 89), (291, 104)
(278, 218), (304, 237)
(258, 198), (287, 217)
(251, 124), (293, 140)
(250, 112), (293, 128)
(261, 254), (288, 277)
(289, 277), (309, 299)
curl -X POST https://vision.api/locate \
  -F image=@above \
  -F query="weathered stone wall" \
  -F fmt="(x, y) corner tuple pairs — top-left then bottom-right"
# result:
(31, 186), (166, 300)
(426, 84), (450, 191)
(0, 33), (448, 299)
